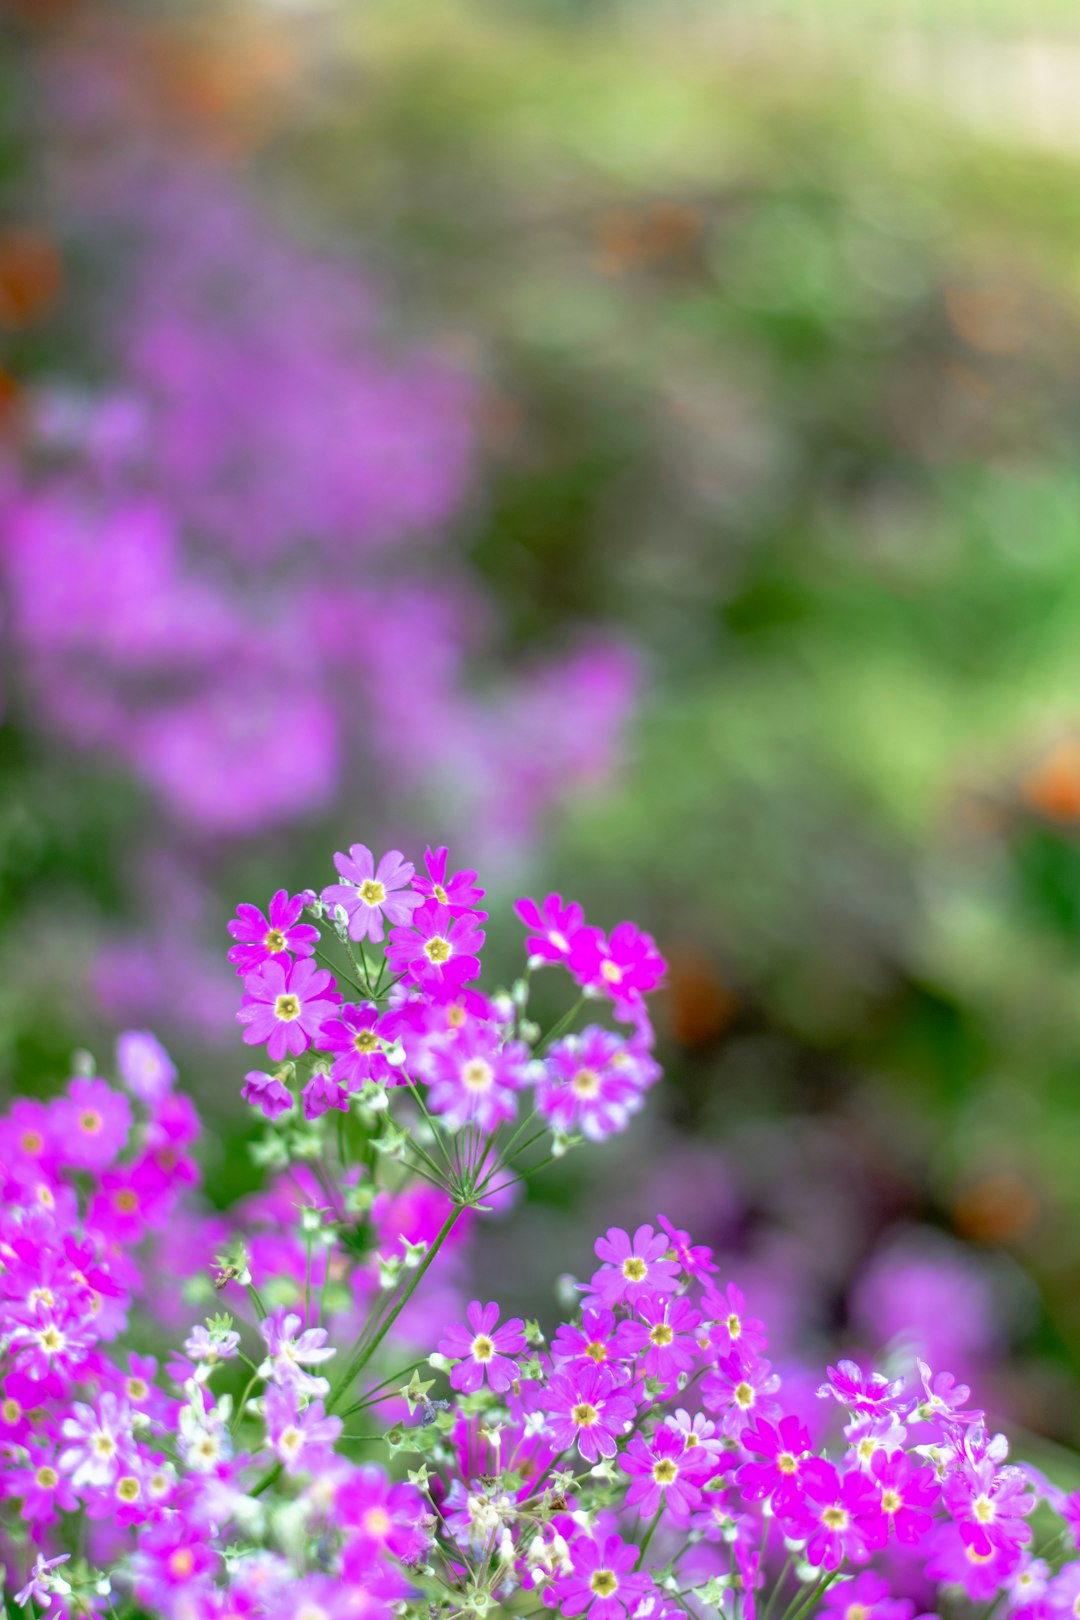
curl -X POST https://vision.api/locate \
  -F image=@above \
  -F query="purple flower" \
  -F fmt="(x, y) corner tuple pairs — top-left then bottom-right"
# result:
(264, 1383), (342, 1474)
(550, 1533), (652, 1620)
(237, 958), (342, 1062)
(301, 1072), (349, 1121)
(777, 1457), (879, 1570)
(227, 889), (319, 974)
(15, 1553), (71, 1610)
(515, 893), (586, 965)
(817, 1359), (905, 1414)
(55, 1076), (131, 1171)
(943, 1454), (1035, 1558)
(620, 1425), (713, 1524)
(586, 1224), (680, 1308)
(259, 1308), (336, 1395)
(551, 1306), (624, 1376)
(615, 1293), (701, 1388)
(319, 1002), (396, 1091)
(542, 1364), (637, 1464)
(414, 846), (485, 914)
(820, 1572), (915, 1620)
(321, 845), (421, 944)
(386, 903), (485, 990)
(704, 1282), (768, 1358)
(240, 1069), (294, 1120)
(426, 1025), (528, 1131)
(568, 922), (666, 1014)
(737, 1414), (813, 1506)
(866, 1449), (938, 1548)
(115, 1030), (176, 1105)
(438, 1301), (526, 1393)
(701, 1350), (782, 1439)
(536, 1026), (657, 1142)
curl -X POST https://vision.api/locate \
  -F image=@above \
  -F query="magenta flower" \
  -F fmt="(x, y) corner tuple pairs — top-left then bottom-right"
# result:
(319, 1002), (395, 1091)
(227, 889), (319, 974)
(866, 1448), (938, 1548)
(259, 1308), (336, 1396)
(438, 1301), (526, 1393)
(237, 957), (341, 1061)
(515, 893), (586, 965)
(413, 846), (485, 914)
(657, 1214), (717, 1280)
(542, 1364), (637, 1463)
(58, 1392), (134, 1489)
(704, 1282), (768, 1358)
(550, 1532), (653, 1620)
(386, 903), (485, 989)
(54, 1076), (131, 1171)
(820, 1572), (916, 1620)
(615, 1293), (701, 1388)
(924, 1523), (1023, 1602)
(301, 1072), (350, 1121)
(817, 1359), (905, 1414)
(777, 1457), (879, 1570)
(620, 1426), (713, 1524)
(702, 1350), (782, 1439)
(321, 845), (420, 943)
(737, 1414), (813, 1506)
(14, 1553), (71, 1611)
(914, 1359), (980, 1425)
(536, 1026), (657, 1142)
(586, 1224), (680, 1308)
(426, 1026), (528, 1131)
(943, 1455), (1035, 1558)
(568, 921), (666, 1013)
(337, 1465), (431, 1573)
(264, 1382), (342, 1474)
(551, 1306), (624, 1376)
(240, 1069), (294, 1120)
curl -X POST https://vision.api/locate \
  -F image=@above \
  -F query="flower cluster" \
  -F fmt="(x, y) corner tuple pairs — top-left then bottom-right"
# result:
(231, 844), (663, 1169)
(353, 1218), (1078, 1620)
(0, 842), (668, 1618)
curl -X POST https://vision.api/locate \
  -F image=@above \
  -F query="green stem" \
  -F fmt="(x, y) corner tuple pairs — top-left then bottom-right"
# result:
(326, 1203), (465, 1416)
(635, 1506), (664, 1569)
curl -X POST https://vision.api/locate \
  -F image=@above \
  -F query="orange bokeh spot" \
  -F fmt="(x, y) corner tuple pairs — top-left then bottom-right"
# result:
(1021, 737), (1080, 823)
(0, 230), (63, 328)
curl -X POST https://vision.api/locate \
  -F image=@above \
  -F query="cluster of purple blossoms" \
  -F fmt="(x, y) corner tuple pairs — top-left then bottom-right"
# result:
(378, 1217), (1078, 1620)
(230, 843), (664, 1150)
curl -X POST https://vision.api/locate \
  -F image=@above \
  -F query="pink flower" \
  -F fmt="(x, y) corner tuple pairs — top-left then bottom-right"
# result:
(58, 1392), (134, 1489)
(536, 1026), (658, 1142)
(426, 1025), (528, 1132)
(542, 1364), (637, 1464)
(551, 1306), (624, 1376)
(227, 889), (319, 974)
(321, 845), (421, 943)
(237, 958), (341, 1062)
(568, 921), (666, 1013)
(301, 1072), (350, 1121)
(259, 1308), (336, 1395)
(924, 1522), (1022, 1602)
(737, 1414), (813, 1506)
(943, 1455), (1035, 1558)
(515, 893), (585, 965)
(866, 1449), (937, 1547)
(54, 1076), (131, 1171)
(115, 1031), (176, 1105)
(550, 1532), (653, 1620)
(318, 1003), (396, 1091)
(438, 1301), (526, 1393)
(413, 846), (485, 914)
(704, 1282), (769, 1358)
(620, 1426), (713, 1524)
(615, 1293), (701, 1388)
(586, 1224), (680, 1308)
(337, 1465), (430, 1573)
(386, 903), (485, 990)
(701, 1350), (782, 1439)
(657, 1214), (717, 1280)
(778, 1457), (880, 1569)
(240, 1070), (294, 1120)
(820, 1572), (915, 1620)
(264, 1382), (342, 1474)
(818, 1359), (905, 1414)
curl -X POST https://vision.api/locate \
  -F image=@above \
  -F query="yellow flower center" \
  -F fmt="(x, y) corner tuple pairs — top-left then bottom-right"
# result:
(653, 1458), (678, 1485)
(359, 879), (386, 906)
(585, 1340), (607, 1363)
(39, 1327), (64, 1354)
(92, 1434), (117, 1459)
(591, 1571), (619, 1598)
(821, 1506), (849, 1531)
(777, 1451), (798, 1474)
(462, 1059), (494, 1092)
(1, 1399), (21, 1423)
(881, 1488), (903, 1515)
(734, 1381), (754, 1408)
(169, 1550), (195, 1579)
(35, 1466), (58, 1488)
(127, 1378), (148, 1401)
(622, 1256), (647, 1283)
(424, 935), (452, 965)
(847, 1605), (870, 1620)
(114, 1190), (139, 1213)
(264, 928), (287, 952)
(353, 1030), (379, 1054)
(117, 1476), (141, 1502)
(600, 959), (623, 984)
(572, 1068), (601, 1098)
(365, 1506), (392, 1538)
(649, 1322), (674, 1347)
(727, 1312), (742, 1338)
(433, 884), (449, 904)
(973, 1495), (996, 1524)
(572, 1402), (599, 1428)
(471, 1334), (495, 1363)
(19, 1130), (43, 1155)
(447, 1004), (466, 1028)
(274, 993), (301, 1021)
(79, 1110), (102, 1134)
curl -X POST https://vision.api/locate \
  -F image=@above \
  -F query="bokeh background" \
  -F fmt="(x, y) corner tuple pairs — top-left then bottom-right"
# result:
(5, 0), (1080, 1462)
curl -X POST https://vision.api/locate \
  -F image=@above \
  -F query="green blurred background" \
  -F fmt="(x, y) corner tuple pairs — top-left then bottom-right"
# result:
(6, 0), (1080, 1452)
